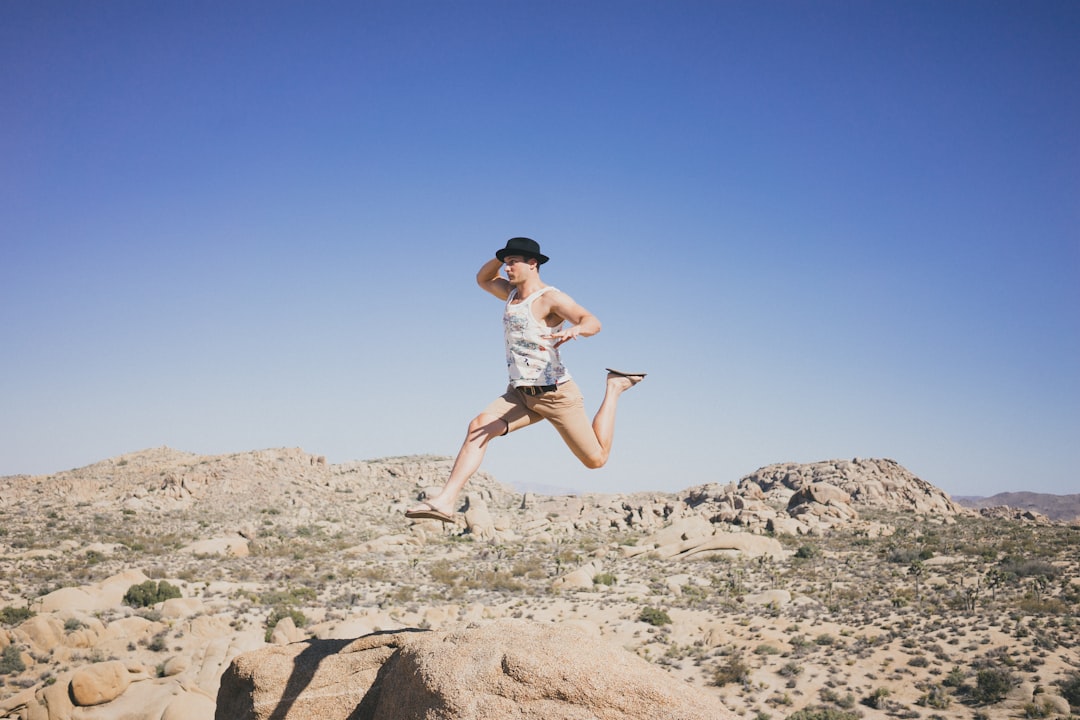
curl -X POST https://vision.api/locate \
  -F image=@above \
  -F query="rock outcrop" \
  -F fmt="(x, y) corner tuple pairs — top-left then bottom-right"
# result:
(685, 457), (967, 535)
(216, 620), (732, 720)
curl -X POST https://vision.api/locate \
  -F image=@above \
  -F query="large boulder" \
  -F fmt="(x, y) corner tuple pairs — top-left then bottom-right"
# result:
(70, 660), (137, 706)
(217, 620), (732, 720)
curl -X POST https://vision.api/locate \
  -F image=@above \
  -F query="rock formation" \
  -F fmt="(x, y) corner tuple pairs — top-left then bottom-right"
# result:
(215, 620), (732, 720)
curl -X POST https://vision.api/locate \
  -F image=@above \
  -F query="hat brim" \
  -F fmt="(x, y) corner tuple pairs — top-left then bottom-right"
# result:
(496, 248), (549, 264)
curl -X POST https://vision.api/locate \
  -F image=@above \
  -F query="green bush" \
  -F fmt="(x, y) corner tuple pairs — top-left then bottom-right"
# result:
(0, 606), (34, 626)
(862, 687), (891, 709)
(1058, 672), (1080, 707)
(122, 580), (182, 608)
(0, 644), (26, 675)
(972, 667), (1016, 705)
(638, 607), (671, 626)
(794, 545), (820, 560)
(712, 652), (750, 687)
(265, 607), (307, 642)
(999, 557), (1059, 581)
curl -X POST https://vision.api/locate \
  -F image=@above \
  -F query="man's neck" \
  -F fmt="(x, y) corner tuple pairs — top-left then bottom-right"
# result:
(512, 276), (546, 299)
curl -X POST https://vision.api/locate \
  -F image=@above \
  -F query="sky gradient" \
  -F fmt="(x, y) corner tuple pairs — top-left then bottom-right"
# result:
(3, 1), (1077, 498)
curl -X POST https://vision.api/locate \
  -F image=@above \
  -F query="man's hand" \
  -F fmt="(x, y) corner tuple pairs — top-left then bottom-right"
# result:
(543, 326), (583, 348)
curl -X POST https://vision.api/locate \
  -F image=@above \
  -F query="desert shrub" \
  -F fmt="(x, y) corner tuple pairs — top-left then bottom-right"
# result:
(778, 661), (803, 677)
(146, 630), (168, 652)
(430, 559), (462, 586)
(942, 666), (966, 687)
(265, 607), (307, 642)
(258, 586), (317, 607)
(918, 684), (952, 709)
(1056, 672), (1080, 707)
(122, 580), (181, 608)
(712, 652), (750, 687)
(63, 618), (86, 632)
(998, 557), (1059, 581)
(593, 573), (616, 586)
(755, 643), (781, 655)
(786, 706), (861, 720)
(886, 546), (931, 563)
(464, 570), (524, 592)
(794, 544), (820, 560)
(971, 666), (1016, 704)
(862, 687), (891, 709)
(908, 655), (930, 667)
(0, 606), (34, 626)
(638, 607), (671, 626)
(1022, 699), (1056, 718)
(0, 644), (26, 675)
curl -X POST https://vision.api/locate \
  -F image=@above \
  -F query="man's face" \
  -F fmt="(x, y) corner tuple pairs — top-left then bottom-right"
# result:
(503, 256), (535, 282)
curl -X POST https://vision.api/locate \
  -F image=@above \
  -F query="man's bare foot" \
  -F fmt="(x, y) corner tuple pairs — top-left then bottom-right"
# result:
(605, 368), (646, 391)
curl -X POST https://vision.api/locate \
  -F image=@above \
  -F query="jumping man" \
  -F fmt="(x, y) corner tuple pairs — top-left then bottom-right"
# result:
(405, 237), (645, 522)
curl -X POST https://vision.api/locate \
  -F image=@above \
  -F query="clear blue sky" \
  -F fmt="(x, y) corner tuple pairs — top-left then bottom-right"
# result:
(3, 1), (1077, 498)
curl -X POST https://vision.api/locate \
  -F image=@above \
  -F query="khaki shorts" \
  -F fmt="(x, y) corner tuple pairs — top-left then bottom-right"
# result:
(482, 379), (601, 462)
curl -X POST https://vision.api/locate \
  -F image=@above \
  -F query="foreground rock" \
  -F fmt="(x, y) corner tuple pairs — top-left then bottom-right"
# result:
(216, 619), (732, 720)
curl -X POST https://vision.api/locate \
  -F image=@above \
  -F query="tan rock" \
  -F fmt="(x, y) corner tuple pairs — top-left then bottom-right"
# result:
(14, 614), (64, 654)
(370, 620), (731, 719)
(37, 570), (150, 613)
(70, 660), (133, 706)
(552, 561), (600, 590)
(654, 530), (784, 560)
(216, 630), (405, 720)
(269, 616), (306, 645)
(217, 620), (733, 720)
(161, 688), (217, 720)
(160, 596), (204, 619)
(182, 535), (250, 557)
(464, 493), (496, 540)
(162, 655), (191, 676)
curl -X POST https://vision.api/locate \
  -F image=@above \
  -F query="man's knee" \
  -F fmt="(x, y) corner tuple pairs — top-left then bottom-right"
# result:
(468, 414), (508, 439)
(581, 452), (607, 470)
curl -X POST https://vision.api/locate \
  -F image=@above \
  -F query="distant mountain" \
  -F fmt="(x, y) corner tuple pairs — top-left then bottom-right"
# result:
(953, 492), (1080, 523)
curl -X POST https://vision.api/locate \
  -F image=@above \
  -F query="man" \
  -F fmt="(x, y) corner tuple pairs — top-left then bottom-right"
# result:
(405, 237), (645, 523)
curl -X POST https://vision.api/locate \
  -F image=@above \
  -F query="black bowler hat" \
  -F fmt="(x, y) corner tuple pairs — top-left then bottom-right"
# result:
(495, 237), (549, 265)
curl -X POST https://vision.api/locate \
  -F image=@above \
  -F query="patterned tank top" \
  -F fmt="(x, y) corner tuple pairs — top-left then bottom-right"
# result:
(504, 286), (571, 387)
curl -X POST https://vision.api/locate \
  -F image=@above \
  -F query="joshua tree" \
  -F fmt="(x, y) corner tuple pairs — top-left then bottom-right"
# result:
(908, 560), (925, 602)
(985, 568), (1005, 602)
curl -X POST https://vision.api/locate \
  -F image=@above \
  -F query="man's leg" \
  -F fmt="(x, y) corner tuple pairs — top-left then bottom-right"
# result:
(407, 388), (541, 518)
(587, 372), (644, 466)
(544, 372), (644, 470)
(408, 413), (508, 517)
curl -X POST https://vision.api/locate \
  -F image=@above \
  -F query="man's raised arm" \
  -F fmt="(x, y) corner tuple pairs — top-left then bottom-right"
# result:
(476, 257), (511, 300)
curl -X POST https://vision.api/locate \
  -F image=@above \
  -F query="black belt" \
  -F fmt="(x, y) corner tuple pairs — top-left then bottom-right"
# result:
(518, 384), (558, 396)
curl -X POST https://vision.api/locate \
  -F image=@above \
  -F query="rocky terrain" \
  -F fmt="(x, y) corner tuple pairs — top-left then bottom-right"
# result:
(1, 448), (1078, 719)
(954, 493), (1080, 525)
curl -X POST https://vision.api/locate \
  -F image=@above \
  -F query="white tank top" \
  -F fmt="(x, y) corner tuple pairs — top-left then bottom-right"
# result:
(504, 287), (571, 387)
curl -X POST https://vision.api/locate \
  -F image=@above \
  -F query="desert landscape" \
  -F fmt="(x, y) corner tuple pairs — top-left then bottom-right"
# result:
(1, 447), (1077, 719)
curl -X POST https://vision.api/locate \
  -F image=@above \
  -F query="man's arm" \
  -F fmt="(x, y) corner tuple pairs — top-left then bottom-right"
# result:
(476, 257), (511, 300)
(544, 290), (601, 347)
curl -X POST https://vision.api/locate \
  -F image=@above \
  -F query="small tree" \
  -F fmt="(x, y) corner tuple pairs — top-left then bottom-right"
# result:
(972, 666), (1016, 705)
(638, 607), (672, 626)
(123, 580), (182, 608)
